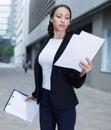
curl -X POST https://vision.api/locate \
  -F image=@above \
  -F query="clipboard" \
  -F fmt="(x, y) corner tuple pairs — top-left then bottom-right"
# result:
(4, 89), (39, 123)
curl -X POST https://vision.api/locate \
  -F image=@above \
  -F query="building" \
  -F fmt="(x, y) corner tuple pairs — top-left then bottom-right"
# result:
(13, 0), (111, 92)
(0, 0), (11, 43)
(10, 0), (16, 45)
(12, 0), (30, 66)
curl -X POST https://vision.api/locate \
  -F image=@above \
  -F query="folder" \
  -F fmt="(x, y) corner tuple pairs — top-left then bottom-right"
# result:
(4, 89), (39, 123)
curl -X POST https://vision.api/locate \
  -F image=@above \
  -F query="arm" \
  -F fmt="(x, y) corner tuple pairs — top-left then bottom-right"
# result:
(71, 57), (92, 88)
(80, 57), (93, 77)
(70, 70), (86, 88)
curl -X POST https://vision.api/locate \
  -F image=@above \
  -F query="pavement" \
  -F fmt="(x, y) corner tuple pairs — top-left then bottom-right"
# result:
(0, 62), (111, 130)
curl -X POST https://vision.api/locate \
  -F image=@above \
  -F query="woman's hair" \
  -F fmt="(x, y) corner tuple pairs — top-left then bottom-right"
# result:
(47, 4), (72, 37)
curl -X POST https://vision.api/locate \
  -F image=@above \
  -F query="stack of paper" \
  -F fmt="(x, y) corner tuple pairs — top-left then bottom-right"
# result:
(55, 31), (105, 72)
(4, 89), (39, 123)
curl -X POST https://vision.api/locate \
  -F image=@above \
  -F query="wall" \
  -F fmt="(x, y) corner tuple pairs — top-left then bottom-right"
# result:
(14, 0), (30, 67)
(28, 0), (110, 45)
(91, 7), (111, 92)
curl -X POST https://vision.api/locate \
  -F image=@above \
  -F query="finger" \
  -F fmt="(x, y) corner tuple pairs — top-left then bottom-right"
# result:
(25, 97), (30, 102)
(80, 63), (92, 73)
(25, 95), (32, 101)
(80, 61), (89, 70)
(80, 58), (92, 70)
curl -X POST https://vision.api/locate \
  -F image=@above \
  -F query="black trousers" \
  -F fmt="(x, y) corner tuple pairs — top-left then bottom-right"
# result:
(39, 88), (76, 130)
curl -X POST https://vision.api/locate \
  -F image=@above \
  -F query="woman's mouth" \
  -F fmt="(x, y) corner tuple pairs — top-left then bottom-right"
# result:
(59, 24), (65, 28)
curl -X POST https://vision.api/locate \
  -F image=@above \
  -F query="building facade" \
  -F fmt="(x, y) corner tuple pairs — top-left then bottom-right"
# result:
(0, 1), (11, 38)
(12, 0), (30, 66)
(10, 0), (17, 45)
(0, 1), (11, 44)
(13, 0), (111, 92)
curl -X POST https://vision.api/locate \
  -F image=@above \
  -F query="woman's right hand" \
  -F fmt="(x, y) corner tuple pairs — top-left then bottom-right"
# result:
(25, 94), (34, 101)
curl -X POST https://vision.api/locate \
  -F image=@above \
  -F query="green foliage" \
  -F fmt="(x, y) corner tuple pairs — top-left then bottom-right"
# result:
(0, 43), (15, 62)
(0, 44), (4, 57)
(4, 45), (15, 58)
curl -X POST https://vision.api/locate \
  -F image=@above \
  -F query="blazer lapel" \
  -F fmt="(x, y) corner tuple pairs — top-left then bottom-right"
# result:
(39, 36), (50, 52)
(53, 31), (73, 64)
(38, 32), (73, 65)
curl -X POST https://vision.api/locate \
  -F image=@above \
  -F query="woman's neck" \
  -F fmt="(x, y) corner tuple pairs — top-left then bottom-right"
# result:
(53, 31), (66, 39)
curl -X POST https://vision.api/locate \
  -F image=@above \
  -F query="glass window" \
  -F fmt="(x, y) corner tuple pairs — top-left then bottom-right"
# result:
(0, 6), (11, 12)
(107, 29), (111, 71)
(0, 12), (10, 18)
(101, 28), (111, 72)
(0, 25), (8, 30)
(0, 1), (11, 37)
(0, 30), (6, 35)
(0, 18), (8, 24)
(0, 0), (11, 5)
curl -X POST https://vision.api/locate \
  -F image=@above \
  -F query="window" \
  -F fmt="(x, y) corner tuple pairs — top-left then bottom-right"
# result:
(101, 28), (111, 72)
(29, 0), (55, 33)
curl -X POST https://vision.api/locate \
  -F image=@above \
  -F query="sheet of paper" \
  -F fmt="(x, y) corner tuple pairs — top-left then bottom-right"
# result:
(4, 89), (39, 123)
(55, 31), (105, 72)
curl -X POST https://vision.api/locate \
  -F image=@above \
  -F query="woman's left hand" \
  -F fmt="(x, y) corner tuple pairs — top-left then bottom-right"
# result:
(80, 57), (93, 77)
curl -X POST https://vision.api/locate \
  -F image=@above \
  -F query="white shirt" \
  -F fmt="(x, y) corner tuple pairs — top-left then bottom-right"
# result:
(38, 39), (63, 90)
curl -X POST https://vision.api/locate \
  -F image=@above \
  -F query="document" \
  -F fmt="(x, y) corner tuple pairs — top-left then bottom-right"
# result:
(4, 89), (39, 123)
(55, 31), (105, 72)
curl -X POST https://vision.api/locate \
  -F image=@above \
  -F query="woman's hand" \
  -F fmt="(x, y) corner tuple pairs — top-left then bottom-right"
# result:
(25, 94), (34, 101)
(80, 57), (93, 77)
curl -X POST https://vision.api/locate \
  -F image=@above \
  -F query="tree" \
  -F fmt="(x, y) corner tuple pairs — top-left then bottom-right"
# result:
(0, 43), (4, 57)
(0, 43), (15, 62)
(4, 45), (15, 58)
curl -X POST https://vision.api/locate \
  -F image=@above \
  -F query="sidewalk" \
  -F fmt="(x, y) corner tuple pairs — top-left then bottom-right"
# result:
(0, 63), (111, 130)
(76, 86), (111, 130)
(0, 62), (16, 68)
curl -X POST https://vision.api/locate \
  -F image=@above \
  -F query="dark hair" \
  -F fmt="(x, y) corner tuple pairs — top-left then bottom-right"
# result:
(47, 4), (72, 37)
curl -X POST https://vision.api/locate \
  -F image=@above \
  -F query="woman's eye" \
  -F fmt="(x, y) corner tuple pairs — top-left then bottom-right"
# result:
(56, 15), (70, 20)
(66, 17), (70, 20)
(56, 15), (61, 18)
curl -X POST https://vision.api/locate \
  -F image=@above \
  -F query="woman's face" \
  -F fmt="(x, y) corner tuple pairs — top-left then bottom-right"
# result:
(50, 7), (71, 33)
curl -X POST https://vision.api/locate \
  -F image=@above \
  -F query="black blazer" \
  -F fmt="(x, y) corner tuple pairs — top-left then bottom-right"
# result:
(32, 31), (86, 109)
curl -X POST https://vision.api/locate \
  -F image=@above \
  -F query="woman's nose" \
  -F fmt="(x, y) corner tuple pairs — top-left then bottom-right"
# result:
(61, 17), (65, 22)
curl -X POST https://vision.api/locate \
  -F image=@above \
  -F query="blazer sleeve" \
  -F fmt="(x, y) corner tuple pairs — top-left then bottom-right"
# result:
(31, 36), (49, 100)
(32, 57), (42, 99)
(69, 69), (86, 88)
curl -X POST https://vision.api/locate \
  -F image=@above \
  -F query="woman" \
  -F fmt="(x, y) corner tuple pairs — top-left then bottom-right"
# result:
(26, 4), (92, 130)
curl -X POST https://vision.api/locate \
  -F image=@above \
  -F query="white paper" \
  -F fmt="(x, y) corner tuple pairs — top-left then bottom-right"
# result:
(55, 31), (105, 72)
(4, 89), (39, 123)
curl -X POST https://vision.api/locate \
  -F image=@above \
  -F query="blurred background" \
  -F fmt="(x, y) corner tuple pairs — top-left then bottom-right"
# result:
(0, 0), (111, 92)
(0, 1), (111, 130)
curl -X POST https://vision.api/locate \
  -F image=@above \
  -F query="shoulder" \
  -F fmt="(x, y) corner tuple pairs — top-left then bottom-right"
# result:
(65, 31), (74, 39)
(40, 35), (50, 45)
(62, 31), (74, 43)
